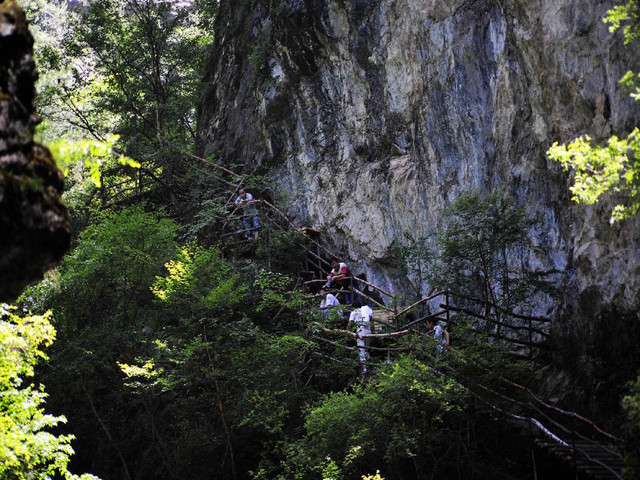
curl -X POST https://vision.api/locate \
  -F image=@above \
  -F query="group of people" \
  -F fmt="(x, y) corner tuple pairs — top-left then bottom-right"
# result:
(318, 260), (450, 376)
(231, 188), (449, 375)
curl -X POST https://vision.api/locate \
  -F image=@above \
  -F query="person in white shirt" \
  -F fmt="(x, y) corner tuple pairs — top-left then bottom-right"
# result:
(319, 289), (341, 319)
(427, 319), (449, 354)
(347, 305), (373, 373)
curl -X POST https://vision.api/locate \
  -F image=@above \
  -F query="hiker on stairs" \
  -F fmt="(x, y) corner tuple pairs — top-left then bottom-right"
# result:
(234, 187), (260, 240)
(427, 319), (449, 354)
(319, 289), (341, 320)
(347, 305), (373, 375)
(326, 260), (358, 304)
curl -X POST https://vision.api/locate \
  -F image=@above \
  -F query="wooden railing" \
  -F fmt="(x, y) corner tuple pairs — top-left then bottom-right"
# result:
(207, 171), (623, 479)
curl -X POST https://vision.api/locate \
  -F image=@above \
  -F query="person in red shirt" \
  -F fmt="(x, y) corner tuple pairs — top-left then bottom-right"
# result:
(326, 260), (356, 304)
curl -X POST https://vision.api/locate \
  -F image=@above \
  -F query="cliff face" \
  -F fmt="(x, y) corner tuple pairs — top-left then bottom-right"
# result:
(197, 1), (639, 330)
(0, 0), (70, 301)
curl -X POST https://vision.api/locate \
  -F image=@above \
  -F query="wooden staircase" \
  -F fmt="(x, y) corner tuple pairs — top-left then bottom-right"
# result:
(204, 162), (627, 479)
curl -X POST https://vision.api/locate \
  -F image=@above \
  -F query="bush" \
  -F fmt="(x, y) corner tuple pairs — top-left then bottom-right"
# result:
(289, 357), (470, 480)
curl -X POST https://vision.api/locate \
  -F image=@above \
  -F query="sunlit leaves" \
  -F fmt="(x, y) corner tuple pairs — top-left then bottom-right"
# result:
(0, 306), (98, 480)
(152, 244), (247, 316)
(301, 357), (468, 476)
(253, 268), (312, 316)
(48, 135), (140, 188)
(548, 132), (640, 223)
(605, 0), (640, 44)
(57, 206), (179, 326)
(547, 0), (640, 223)
(361, 471), (385, 480)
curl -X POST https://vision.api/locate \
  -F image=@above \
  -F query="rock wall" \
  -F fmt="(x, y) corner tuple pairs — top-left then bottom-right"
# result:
(197, 0), (640, 330)
(0, 0), (70, 301)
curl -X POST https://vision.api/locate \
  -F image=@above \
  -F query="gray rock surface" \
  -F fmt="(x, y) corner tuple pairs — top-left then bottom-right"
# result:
(197, 0), (639, 333)
(0, 0), (70, 301)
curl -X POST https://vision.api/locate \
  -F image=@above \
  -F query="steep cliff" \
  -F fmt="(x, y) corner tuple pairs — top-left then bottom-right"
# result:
(197, 0), (640, 396)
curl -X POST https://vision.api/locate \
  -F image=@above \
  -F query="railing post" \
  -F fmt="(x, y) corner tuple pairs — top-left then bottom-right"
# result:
(349, 276), (353, 306)
(445, 291), (450, 325)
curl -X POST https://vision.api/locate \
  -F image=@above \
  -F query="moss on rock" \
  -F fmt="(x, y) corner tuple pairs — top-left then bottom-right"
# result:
(0, 0), (70, 301)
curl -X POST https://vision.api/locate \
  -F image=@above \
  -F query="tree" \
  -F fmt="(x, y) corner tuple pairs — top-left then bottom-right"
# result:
(24, 0), (213, 214)
(430, 191), (553, 313)
(0, 305), (98, 480)
(49, 205), (179, 328)
(18, 206), (182, 479)
(547, 1), (640, 223)
(67, 0), (210, 178)
(277, 355), (531, 480)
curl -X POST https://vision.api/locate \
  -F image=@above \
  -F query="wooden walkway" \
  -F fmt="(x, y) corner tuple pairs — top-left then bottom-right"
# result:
(208, 163), (625, 480)
(535, 439), (624, 479)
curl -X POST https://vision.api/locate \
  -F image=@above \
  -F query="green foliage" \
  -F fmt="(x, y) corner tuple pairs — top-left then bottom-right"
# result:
(22, 0), (87, 142)
(29, 205), (179, 327)
(118, 324), (318, 478)
(547, 0), (640, 223)
(619, 69), (640, 101)
(605, 0), (640, 44)
(622, 373), (640, 478)
(254, 268), (311, 314)
(361, 472), (385, 480)
(69, 0), (210, 150)
(431, 191), (552, 310)
(49, 135), (140, 188)
(548, 132), (640, 223)
(0, 306), (98, 480)
(287, 357), (469, 479)
(250, 34), (272, 78)
(152, 243), (247, 318)
(27, 0), (215, 214)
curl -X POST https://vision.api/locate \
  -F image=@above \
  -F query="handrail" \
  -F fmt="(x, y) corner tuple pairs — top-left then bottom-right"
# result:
(448, 291), (552, 323)
(352, 277), (395, 299)
(211, 175), (622, 465)
(395, 290), (449, 317)
(211, 169), (596, 407)
(442, 304), (550, 338)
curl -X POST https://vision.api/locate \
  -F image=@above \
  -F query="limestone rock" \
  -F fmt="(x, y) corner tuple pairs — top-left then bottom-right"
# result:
(197, 0), (640, 331)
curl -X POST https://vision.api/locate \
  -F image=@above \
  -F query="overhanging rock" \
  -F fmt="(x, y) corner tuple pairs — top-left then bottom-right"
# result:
(0, 0), (70, 301)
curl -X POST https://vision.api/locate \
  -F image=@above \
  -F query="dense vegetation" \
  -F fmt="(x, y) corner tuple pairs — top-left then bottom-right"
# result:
(1, 0), (639, 479)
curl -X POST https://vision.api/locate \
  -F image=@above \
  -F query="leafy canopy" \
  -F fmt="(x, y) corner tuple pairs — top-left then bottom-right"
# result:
(46, 205), (179, 327)
(151, 243), (247, 317)
(430, 191), (551, 311)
